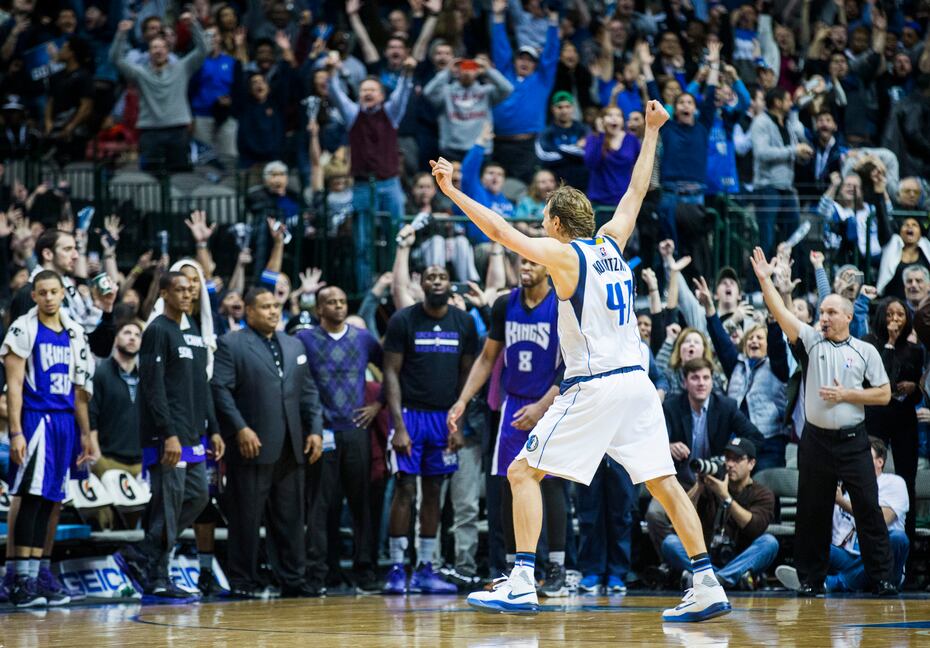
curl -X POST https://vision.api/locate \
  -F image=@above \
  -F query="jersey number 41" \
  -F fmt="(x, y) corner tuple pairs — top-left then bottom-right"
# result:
(606, 280), (635, 326)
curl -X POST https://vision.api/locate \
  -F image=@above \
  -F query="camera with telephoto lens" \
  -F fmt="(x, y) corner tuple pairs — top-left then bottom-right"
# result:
(690, 457), (726, 480)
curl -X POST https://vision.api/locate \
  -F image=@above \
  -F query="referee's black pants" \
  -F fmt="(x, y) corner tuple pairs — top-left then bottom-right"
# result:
(796, 422), (893, 587)
(305, 427), (372, 583)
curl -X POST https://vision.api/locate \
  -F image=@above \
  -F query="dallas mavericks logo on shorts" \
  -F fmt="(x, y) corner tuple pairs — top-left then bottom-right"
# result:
(525, 435), (539, 452)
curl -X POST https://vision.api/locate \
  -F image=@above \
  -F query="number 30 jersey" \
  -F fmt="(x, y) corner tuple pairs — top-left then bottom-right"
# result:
(490, 287), (561, 400)
(25, 322), (75, 412)
(559, 236), (647, 381)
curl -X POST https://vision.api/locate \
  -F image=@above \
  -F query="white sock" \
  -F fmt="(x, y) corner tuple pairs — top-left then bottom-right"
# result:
(549, 551), (565, 566)
(418, 537), (437, 566)
(28, 559), (39, 579)
(40, 557), (51, 571)
(389, 536), (408, 565)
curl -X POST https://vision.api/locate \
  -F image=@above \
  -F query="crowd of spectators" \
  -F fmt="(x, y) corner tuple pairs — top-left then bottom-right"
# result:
(0, 0), (929, 603)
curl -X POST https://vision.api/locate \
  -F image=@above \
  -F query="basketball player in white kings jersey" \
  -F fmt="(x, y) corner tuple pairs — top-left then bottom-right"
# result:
(429, 101), (730, 622)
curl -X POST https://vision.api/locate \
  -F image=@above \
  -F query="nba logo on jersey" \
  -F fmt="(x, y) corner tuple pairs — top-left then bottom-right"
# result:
(596, 238), (609, 259)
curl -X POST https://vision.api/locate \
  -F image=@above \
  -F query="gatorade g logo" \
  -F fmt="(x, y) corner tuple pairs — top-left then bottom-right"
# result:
(119, 474), (136, 500)
(525, 435), (539, 452)
(81, 479), (98, 501)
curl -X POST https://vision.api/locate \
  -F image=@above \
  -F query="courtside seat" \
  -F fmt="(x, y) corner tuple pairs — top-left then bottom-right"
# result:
(754, 468), (799, 537)
(916, 470), (930, 538)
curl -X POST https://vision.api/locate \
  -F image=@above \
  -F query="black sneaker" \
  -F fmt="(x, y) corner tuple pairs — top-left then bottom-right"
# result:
(149, 581), (198, 600)
(354, 571), (383, 594)
(281, 581), (325, 598)
(11, 576), (48, 608)
(440, 567), (480, 591)
(197, 568), (225, 597)
(738, 571), (757, 592)
(874, 580), (899, 597)
(540, 563), (568, 598)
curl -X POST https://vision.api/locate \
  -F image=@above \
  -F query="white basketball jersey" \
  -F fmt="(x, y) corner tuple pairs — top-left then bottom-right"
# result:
(558, 236), (647, 380)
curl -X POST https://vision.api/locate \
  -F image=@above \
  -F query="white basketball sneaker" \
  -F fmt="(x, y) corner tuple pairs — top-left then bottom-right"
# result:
(467, 568), (540, 614)
(662, 570), (732, 623)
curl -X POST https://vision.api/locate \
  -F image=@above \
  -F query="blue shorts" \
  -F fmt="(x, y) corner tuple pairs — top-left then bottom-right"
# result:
(10, 410), (77, 502)
(388, 408), (458, 477)
(492, 395), (535, 477)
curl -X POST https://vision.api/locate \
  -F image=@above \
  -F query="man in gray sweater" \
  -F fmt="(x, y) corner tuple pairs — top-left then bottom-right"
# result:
(749, 87), (812, 257)
(422, 57), (513, 161)
(110, 12), (208, 172)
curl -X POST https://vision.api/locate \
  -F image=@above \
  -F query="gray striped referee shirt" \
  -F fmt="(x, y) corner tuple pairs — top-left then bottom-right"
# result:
(797, 323), (889, 430)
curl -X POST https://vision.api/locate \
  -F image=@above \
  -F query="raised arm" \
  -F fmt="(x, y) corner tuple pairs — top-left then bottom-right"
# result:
(490, 2), (515, 78)
(412, 0), (441, 62)
(110, 19), (142, 81)
(430, 157), (569, 269)
(391, 227), (416, 310)
(596, 100), (668, 249)
(181, 14), (209, 76)
(750, 246), (803, 343)
(346, 0), (379, 64)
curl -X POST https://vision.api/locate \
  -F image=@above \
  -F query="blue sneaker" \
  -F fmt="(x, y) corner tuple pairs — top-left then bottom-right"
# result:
(382, 564), (407, 595)
(607, 576), (627, 593)
(467, 570), (539, 614)
(409, 562), (457, 594)
(38, 565), (84, 603)
(579, 574), (602, 594)
(36, 567), (70, 606)
(662, 575), (732, 623)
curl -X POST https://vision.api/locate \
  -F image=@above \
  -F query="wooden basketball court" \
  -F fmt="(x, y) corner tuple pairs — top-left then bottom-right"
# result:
(4, 592), (929, 647)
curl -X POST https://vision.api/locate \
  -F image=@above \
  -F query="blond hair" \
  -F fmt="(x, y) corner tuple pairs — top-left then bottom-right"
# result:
(324, 158), (350, 182)
(669, 327), (715, 370)
(547, 184), (595, 239)
(738, 323), (767, 355)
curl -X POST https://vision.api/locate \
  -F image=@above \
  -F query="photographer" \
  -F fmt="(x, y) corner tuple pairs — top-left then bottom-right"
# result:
(661, 438), (778, 591)
(645, 358), (764, 556)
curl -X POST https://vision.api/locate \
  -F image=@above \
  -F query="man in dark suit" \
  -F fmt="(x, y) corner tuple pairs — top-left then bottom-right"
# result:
(646, 358), (763, 556)
(211, 286), (324, 597)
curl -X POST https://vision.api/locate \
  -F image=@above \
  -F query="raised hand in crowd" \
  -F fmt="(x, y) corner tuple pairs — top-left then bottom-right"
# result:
(693, 276), (715, 316)
(297, 267), (326, 296)
(810, 249), (825, 269)
(185, 209), (216, 244)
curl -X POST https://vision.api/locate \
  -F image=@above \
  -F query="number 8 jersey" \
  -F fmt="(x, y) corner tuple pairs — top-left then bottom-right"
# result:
(559, 236), (647, 381)
(499, 287), (560, 400)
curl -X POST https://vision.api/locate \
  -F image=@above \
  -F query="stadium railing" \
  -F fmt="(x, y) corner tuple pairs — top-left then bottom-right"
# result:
(4, 159), (927, 296)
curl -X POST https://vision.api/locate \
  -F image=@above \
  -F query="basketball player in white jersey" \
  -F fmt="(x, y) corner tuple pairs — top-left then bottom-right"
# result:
(429, 101), (730, 622)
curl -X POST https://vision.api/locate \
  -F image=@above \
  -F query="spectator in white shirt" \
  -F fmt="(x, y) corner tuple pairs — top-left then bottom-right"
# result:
(824, 437), (909, 591)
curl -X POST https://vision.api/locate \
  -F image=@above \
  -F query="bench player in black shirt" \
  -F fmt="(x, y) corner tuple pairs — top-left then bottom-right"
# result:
(382, 265), (478, 594)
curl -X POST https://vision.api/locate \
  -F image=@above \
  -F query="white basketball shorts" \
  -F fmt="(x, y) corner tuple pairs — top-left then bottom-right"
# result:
(515, 368), (675, 486)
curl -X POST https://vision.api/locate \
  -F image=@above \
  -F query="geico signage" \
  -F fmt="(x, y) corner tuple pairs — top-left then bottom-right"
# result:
(56, 556), (140, 599)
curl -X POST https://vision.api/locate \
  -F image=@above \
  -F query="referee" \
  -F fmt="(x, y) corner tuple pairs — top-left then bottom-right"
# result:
(751, 248), (897, 596)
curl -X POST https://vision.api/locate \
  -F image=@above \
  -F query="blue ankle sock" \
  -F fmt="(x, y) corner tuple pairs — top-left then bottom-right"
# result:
(690, 553), (713, 576)
(514, 552), (536, 570)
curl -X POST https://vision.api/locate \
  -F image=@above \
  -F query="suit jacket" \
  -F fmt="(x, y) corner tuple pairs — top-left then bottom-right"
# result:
(663, 392), (764, 475)
(211, 327), (322, 465)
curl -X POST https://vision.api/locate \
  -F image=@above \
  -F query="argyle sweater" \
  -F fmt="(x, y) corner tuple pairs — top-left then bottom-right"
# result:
(297, 325), (382, 431)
